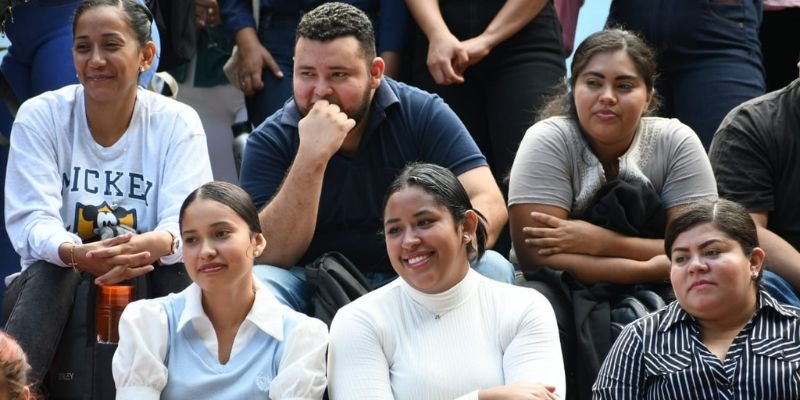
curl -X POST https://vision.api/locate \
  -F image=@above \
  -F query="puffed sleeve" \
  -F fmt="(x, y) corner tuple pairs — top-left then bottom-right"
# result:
(327, 306), (394, 400)
(269, 317), (329, 400)
(112, 299), (169, 400)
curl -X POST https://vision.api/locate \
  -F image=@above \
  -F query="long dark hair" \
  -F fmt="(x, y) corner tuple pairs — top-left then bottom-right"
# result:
(538, 28), (660, 120)
(383, 163), (487, 261)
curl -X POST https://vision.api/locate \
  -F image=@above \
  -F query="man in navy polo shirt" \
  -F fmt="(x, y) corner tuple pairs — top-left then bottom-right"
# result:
(239, 2), (512, 312)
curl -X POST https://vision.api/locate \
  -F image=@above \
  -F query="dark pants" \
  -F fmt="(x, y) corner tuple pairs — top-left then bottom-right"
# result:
(3, 261), (190, 384)
(411, 0), (565, 256)
(607, 0), (765, 148)
(412, 0), (565, 190)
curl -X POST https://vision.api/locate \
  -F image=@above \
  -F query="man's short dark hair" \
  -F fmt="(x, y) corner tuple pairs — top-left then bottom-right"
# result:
(296, 2), (376, 60)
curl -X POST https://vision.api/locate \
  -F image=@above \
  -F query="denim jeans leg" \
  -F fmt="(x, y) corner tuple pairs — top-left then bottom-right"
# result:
(607, 0), (764, 148)
(761, 270), (800, 307)
(253, 264), (310, 313)
(3, 261), (81, 382)
(471, 250), (516, 285)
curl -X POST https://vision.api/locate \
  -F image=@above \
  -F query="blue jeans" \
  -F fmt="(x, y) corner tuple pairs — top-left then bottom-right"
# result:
(761, 269), (800, 308)
(254, 250), (517, 313)
(607, 0), (765, 148)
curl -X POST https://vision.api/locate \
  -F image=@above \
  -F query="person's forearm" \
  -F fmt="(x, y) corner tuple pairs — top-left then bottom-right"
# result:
(470, 191), (507, 248)
(234, 27), (261, 52)
(593, 233), (665, 261)
(136, 231), (174, 265)
(458, 167), (506, 248)
(756, 226), (800, 291)
(257, 156), (328, 267)
(404, 0), (451, 41)
(479, 0), (549, 48)
(516, 243), (669, 284)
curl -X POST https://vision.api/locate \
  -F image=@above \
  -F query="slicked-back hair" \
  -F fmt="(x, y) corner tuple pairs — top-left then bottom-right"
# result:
(73, 0), (153, 47)
(180, 181), (262, 235)
(383, 163), (488, 262)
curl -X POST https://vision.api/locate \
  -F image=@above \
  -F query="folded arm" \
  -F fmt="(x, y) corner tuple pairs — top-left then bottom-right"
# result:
(510, 203), (672, 283)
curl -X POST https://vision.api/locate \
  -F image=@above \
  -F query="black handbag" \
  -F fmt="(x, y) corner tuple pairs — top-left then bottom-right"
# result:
(305, 252), (372, 326)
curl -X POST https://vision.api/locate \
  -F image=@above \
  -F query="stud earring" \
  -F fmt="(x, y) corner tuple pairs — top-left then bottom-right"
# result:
(463, 234), (470, 242)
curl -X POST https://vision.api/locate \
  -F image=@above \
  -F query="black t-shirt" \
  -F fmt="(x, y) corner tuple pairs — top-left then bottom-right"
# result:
(709, 78), (800, 249)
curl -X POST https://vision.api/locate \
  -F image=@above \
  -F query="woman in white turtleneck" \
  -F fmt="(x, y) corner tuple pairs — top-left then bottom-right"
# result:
(327, 163), (565, 400)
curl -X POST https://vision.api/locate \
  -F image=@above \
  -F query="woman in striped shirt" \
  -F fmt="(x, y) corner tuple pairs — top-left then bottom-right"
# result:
(593, 199), (800, 399)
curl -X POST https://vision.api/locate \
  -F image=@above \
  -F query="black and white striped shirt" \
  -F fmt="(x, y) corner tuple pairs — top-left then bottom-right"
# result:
(593, 289), (800, 399)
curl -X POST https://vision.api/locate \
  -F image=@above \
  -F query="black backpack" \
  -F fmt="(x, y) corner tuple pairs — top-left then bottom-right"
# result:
(147, 0), (196, 71)
(46, 266), (191, 399)
(305, 252), (372, 326)
(609, 288), (666, 341)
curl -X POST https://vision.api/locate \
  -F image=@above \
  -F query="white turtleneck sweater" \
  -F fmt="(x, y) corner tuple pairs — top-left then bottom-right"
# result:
(327, 269), (565, 399)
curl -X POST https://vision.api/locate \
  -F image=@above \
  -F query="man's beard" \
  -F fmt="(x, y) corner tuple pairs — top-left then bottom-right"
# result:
(296, 83), (372, 126)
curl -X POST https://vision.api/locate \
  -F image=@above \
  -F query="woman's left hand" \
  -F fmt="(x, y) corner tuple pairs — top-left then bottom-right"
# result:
(523, 212), (613, 256)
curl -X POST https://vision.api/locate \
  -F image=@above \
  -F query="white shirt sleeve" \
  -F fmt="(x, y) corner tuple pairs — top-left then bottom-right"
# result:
(327, 307), (394, 400)
(4, 100), (81, 269)
(112, 299), (169, 400)
(269, 317), (329, 400)
(503, 291), (567, 399)
(152, 104), (213, 266)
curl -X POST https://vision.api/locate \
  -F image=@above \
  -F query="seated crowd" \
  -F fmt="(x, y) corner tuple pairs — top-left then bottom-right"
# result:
(2, 1), (800, 399)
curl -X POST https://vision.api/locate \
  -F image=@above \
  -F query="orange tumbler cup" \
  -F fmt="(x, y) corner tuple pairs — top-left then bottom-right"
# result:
(96, 285), (134, 343)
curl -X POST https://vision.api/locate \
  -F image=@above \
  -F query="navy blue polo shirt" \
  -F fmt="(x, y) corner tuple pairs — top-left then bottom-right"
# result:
(240, 77), (486, 273)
